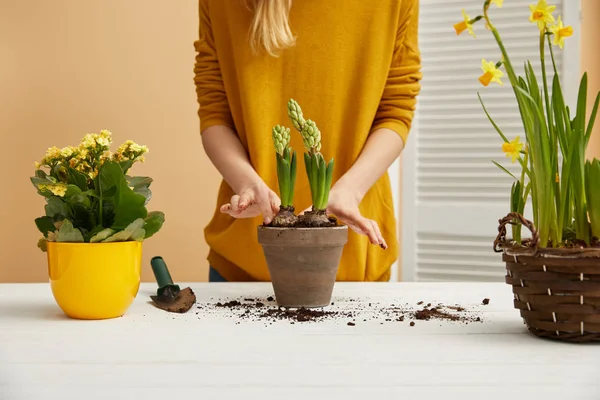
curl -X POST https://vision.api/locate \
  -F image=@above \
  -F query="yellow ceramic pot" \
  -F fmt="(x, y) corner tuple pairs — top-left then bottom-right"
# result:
(47, 241), (142, 320)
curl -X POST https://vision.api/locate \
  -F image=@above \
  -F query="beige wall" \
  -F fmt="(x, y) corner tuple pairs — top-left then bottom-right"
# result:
(1, 1), (599, 283)
(0, 1), (221, 282)
(582, 0), (600, 160)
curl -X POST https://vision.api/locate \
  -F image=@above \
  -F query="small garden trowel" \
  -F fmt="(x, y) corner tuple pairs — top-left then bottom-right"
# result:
(150, 256), (196, 313)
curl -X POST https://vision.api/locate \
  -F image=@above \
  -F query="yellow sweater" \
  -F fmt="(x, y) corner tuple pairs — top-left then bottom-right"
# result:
(194, 0), (421, 281)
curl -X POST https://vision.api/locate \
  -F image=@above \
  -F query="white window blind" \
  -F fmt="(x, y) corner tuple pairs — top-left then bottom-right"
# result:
(401, 0), (581, 281)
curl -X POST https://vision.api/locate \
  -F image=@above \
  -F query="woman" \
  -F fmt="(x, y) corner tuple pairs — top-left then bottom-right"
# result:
(194, 0), (421, 282)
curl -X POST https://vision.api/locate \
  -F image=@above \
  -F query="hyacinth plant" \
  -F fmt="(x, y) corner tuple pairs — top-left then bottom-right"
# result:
(32, 130), (165, 251)
(267, 99), (335, 227)
(455, 0), (600, 248)
(287, 99), (335, 226)
(270, 124), (298, 226)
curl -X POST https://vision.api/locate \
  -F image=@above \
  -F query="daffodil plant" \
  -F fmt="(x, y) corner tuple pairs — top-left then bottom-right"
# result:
(455, 0), (600, 247)
(31, 130), (165, 251)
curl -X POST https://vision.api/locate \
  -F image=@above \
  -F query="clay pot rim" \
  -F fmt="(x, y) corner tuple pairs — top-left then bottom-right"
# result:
(257, 225), (348, 232)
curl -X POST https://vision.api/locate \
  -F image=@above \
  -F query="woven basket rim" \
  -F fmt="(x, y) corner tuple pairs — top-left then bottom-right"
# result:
(498, 241), (600, 258)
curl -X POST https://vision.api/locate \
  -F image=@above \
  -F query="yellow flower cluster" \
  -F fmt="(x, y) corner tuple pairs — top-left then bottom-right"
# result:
(80, 129), (113, 151)
(38, 183), (68, 197)
(34, 130), (149, 181)
(114, 140), (149, 163)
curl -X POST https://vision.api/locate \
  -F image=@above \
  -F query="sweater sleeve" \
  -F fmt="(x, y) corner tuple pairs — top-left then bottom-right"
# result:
(371, 0), (422, 145)
(193, 0), (235, 133)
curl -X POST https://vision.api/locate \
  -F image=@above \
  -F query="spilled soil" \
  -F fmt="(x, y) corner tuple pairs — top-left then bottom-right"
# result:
(194, 296), (486, 327)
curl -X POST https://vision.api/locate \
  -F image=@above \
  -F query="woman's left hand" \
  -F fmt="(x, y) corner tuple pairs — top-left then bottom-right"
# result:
(318, 186), (388, 249)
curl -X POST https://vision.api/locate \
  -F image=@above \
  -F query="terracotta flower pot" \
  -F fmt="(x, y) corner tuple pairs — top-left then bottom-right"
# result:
(257, 225), (348, 308)
(47, 241), (142, 320)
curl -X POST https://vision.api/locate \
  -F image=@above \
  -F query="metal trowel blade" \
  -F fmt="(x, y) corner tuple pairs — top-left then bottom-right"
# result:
(150, 287), (196, 313)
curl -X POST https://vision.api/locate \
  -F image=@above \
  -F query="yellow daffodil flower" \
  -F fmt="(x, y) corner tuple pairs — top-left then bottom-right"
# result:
(502, 137), (524, 163)
(454, 9), (476, 37)
(479, 59), (504, 86)
(529, 0), (556, 32)
(549, 15), (573, 49)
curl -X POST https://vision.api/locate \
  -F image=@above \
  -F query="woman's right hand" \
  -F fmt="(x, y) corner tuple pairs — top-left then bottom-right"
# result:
(220, 182), (281, 225)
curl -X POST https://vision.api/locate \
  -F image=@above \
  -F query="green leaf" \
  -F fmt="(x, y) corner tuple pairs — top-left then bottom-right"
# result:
(102, 218), (145, 242)
(276, 153), (284, 201)
(35, 169), (47, 179)
(67, 193), (91, 209)
(144, 211), (165, 239)
(304, 152), (313, 197)
(101, 199), (115, 228)
(35, 216), (56, 237)
(98, 161), (147, 231)
(45, 197), (70, 219)
(323, 158), (334, 208)
(119, 160), (134, 174)
(492, 160), (518, 180)
(90, 228), (115, 243)
(310, 153), (319, 206)
(280, 157), (291, 207)
(586, 159), (600, 238)
(478, 93), (510, 143)
(56, 220), (84, 242)
(585, 91), (599, 148)
(316, 154), (327, 210)
(71, 203), (96, 234)
(126, 176), (153, 204)
(68, 168), (89, 191)
(64, 184), (83, 198)
(126, 176), (153, 189)
(289, 151), (297, 205)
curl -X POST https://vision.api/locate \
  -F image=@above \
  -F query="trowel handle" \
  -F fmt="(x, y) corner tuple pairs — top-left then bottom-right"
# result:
(151, 256), (175, 288)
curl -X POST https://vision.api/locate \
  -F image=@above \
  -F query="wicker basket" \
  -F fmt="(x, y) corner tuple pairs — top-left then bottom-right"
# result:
(494, 212), (600, 343)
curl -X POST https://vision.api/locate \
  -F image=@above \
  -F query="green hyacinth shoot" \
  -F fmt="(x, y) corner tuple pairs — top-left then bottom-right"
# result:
(272, 125), (296, 208)
(286, 98), (333, 211)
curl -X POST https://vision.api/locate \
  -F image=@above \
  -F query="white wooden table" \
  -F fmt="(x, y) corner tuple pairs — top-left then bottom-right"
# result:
(0, 282), (598, 399)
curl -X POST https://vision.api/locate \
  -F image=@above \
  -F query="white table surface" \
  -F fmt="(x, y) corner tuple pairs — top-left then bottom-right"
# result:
(0, 282), (598, 400)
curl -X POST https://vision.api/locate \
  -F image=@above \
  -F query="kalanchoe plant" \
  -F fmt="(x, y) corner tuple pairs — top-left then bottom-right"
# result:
(455, 0), (600, 248)
(270, 125), (298, 227)
(288, 99), (335, 227)
(32, 130), (165, 251)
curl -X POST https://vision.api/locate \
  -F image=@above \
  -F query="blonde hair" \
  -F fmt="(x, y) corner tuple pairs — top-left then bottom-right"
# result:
(248, 0), (295, 56)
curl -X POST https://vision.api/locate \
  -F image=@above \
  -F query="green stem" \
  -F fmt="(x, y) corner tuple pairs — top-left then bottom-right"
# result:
(310, 152), (319, 207)
(95, 176), (103, 227)
(540, 32), (552, 138)
(316, 154), (327, 210)
(323, 159), (334, 209)
(289, 151), (297, 206)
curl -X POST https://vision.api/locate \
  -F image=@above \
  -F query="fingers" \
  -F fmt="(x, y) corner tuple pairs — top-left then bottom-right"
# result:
(257, 191), (277, 225)
(270, 192), (281, 214)
(354, 217), (380, 246)
(238, 191), (255, 211)
(230, 195), (241, 213)
(370, 220), (387, 249)
(333, 207), (386, 249)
